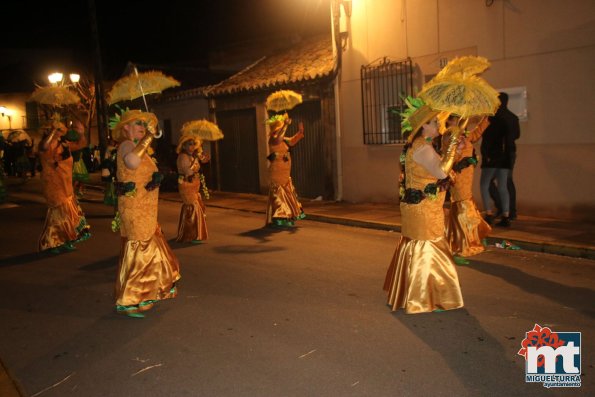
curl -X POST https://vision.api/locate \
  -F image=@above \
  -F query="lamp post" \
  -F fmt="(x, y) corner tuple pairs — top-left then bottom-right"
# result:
(46, 71), (96, 144)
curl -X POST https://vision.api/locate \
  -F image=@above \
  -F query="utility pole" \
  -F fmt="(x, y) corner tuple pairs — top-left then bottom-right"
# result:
(88, 0), (109, 159)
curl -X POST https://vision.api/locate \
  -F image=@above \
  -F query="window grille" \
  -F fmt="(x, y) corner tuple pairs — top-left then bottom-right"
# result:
(361, 58), (413, 144)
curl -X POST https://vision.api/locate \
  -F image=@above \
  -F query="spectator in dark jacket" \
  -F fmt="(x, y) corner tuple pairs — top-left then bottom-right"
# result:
(480, 93), (517, 227)
(488, 92), (520, 220)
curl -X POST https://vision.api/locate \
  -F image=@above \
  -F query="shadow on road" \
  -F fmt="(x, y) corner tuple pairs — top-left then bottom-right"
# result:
(467, 260), (595, 318)
(238, 225), (299, 243)
(213, 244), (286, 254)
(0, 252), (43, 268)
(395, 309), (540, 395)
(78, 256), (118, 271)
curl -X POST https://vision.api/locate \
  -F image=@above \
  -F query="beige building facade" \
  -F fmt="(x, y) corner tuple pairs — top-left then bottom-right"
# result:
(337, 0), (595, 220)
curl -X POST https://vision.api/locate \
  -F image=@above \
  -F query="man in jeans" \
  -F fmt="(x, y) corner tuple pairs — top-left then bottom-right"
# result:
(480, 93), (518, 227)
(488, 92), (520, 220)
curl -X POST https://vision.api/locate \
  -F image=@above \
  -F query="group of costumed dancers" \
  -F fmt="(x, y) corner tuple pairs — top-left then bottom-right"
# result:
(34, 56), (498, 318)
(35, 88), (308, 318)
(37, 109), (218, 317)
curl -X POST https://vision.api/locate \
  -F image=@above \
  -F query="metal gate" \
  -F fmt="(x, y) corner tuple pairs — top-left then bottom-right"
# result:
(215, 108), (260, 193)
(284, 100), (326, 199)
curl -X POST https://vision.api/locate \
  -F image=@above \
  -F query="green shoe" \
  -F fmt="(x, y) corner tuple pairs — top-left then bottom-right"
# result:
(117, 307), (144, 318)
(297, 212), (306, 220)
(273, 219), (287, 227)
(49, 247), (62, 254)
(126, 312), (145, 318)
(454, 256), (470, 265)
(191, 239), (203, 244)
(139, 300), (156, 308)
(63, 242), (76, 251)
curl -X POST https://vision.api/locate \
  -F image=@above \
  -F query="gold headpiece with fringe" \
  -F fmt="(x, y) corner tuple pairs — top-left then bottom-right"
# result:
(266, 113), (291, 138)
(109, 109), (158, 143)
(176, 135), (202, 154)
(400, 97), (440, 143)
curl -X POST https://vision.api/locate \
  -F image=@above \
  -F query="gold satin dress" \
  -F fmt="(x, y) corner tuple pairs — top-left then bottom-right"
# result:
(445, 121), (491, 257)
(384, 138), (464, 314)
(265, 141), (304, 225)
(176, 152), (208, 242)
(115, 150), (181, 312)
(38, 141), (90, 252)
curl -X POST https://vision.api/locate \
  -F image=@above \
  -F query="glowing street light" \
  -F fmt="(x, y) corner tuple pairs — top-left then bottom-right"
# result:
(48, 72), (64, 85)
(48, 72), (80, 85)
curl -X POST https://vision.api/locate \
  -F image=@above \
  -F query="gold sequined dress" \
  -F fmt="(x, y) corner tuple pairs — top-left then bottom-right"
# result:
(445, 120), (491, 257)
(176, 152), (208, 242)
(38, 140), (90, 251)
(115, 149), (181, 313)
(266, 140), (304, 225)
(384, 137), (464, 313)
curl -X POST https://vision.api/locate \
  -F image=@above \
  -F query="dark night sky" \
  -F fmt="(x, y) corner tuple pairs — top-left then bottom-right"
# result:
(0, 0), (330, 91)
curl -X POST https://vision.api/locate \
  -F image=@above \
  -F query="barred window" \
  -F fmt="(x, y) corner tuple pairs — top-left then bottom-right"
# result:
(361, 58), (413, 144)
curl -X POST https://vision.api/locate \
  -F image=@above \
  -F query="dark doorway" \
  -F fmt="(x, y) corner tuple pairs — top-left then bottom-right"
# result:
(285, 100), (328, 199)
(216, 108), (260, 193)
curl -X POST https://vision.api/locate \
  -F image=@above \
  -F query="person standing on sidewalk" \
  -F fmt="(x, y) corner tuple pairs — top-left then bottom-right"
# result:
(480, 94), (517, 227)
(384, 100), (465, 313)
(38, 119), (91, 254)
(110, 109), (180, 318)
(265, 113), (306, 227)
(175, 135), (210, 243)
(487, 92), (520, 220)
(444, 115), (491, 262)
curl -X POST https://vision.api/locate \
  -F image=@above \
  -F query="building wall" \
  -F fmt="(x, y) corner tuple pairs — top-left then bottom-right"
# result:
(152, 97), (210, 146)
(338, 0), (595, 220)
(0, 93), (29, 131)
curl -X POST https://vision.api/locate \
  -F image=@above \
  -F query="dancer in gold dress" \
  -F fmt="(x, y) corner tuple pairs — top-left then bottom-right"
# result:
(176, 135), (209, 243)
(38, 119), (91, 253)
(444, 116), (492, 262)
(265, 113), (306, 227)
(111, 110), (180, 318)
(384, 101), (465, 313)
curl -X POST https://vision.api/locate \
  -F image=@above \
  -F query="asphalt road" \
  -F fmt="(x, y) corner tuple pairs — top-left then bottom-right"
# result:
(1, 192), (594, 396)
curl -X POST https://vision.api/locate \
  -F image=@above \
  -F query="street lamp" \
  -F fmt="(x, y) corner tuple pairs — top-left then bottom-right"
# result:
(48, 72), (80, 86)
(48, 72), (64, 85)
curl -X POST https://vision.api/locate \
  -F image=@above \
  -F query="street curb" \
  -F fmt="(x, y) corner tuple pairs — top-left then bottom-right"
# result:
(203, 203), (595, 260)
(484, 237), (595, 260)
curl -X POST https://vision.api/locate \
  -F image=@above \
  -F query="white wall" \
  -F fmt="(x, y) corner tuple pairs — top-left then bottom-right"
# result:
(0, 93), (29, 131)
(338, 0), (595, 220)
